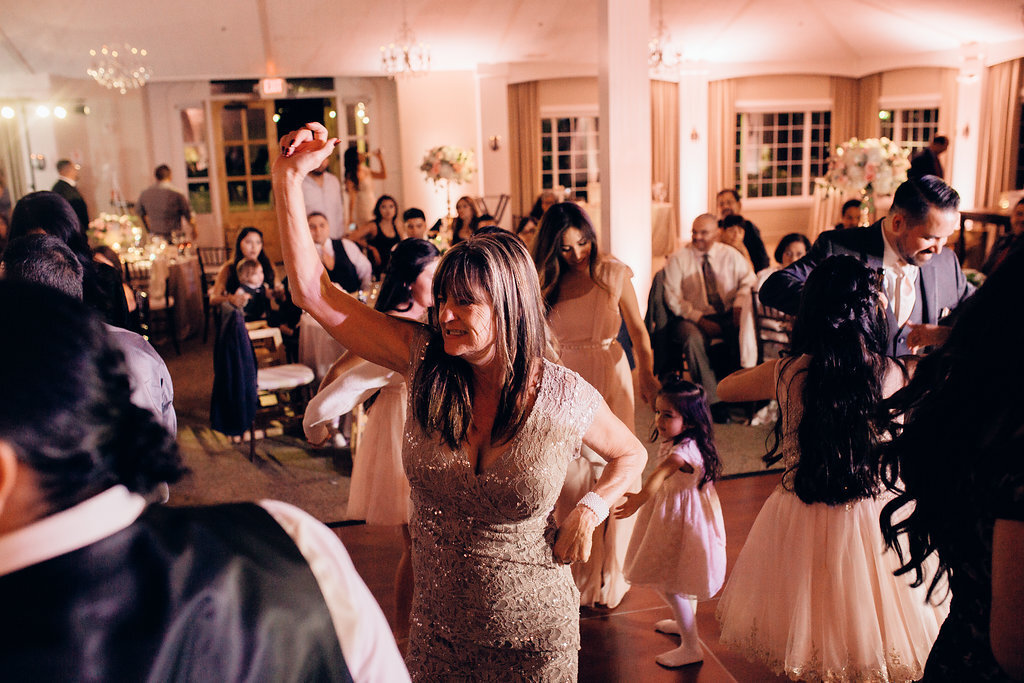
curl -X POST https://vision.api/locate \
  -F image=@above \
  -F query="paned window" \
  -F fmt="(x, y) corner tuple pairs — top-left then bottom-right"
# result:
(879, 107), (939, 154)
(734, 110), (831, 199)
(540, 116), (599, 202)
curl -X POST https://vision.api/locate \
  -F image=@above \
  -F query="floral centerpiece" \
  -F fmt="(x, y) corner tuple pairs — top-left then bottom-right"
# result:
(87, 212), (146, 252)
(825, 137), (910, 196)
(420, 145), (475, 185)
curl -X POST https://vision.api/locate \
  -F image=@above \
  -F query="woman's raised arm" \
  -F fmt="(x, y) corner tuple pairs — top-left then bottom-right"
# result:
(272, 123), (417, 373)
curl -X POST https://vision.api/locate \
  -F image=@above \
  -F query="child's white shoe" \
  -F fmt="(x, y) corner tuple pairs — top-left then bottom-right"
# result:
(654, 619), (680, 635)
(655, 644), (703, 668)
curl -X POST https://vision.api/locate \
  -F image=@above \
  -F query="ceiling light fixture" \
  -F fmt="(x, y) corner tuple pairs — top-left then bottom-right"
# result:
(87, 44), (151, 94)
(380, 1), (430, 79)
(648, 0), (681, 79)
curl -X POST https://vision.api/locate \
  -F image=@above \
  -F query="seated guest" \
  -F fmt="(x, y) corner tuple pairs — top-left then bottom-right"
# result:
(516, 215), (540, 252)
(402, 207), (430, 240)
(209, 226), (282, 311)
(716, 189), (770, 271)
(757, 232), (811, 289)
(720, 214), (754, 267)
(981, 197), (1024, 275)
(0, 280), (408, 681)
(9, 191), (129, 328)
(530, 190), (559, 221)
(760, 175), (973, 356)
(307, 211), (371, 292)
(658, 213), (756, 423)
(836, 199), (862, 230)
(450, 195), (480, 245)
(477, 213), (498, 229)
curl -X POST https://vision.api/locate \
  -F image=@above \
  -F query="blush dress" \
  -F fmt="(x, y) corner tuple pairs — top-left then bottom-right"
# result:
(716, 356), (949, 682)
(403, 331), (601, 681)
(623, 439), (726, 599)
(548, 258), (644, 608)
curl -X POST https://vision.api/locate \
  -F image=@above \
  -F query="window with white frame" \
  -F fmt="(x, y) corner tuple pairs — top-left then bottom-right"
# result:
(734, 110), (831, 199)
(540, 116), (599, 202)
(180, 107), (211, 214)
(879, 107), (939, 155)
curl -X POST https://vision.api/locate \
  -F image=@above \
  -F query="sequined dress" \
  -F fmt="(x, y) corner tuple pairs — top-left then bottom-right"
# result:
(403, 332), (601, 681)
(716, 356), (949, 682)
(548, 258), (642, 608)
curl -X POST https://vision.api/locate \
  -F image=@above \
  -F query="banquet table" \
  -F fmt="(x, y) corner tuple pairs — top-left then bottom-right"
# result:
(298, 311), (346, 383)
(127, 254), (204, 341)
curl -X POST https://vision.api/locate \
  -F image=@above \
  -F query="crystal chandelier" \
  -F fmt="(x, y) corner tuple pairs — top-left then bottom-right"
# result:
(648, 0), (680, 79)
(380, 2), (430, 79)
(87, 44), (151, 94)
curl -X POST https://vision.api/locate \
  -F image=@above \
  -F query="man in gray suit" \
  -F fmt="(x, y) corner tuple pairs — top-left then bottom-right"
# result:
(760, 175), (972, 356)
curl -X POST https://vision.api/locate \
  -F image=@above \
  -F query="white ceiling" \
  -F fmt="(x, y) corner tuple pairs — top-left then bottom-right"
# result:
(1, 0), (1022, 83)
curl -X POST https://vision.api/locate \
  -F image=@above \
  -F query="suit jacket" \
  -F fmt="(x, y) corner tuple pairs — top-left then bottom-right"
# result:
(909, 148), (943, 180)
(759, 220), (973, 356)
(51, 179), (89, 233)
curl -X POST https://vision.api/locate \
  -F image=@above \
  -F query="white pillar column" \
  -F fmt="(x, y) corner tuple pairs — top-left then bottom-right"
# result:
(598, 0), (652, 307)
(951, 77), (983, 209)
(678, 70), (710, 242)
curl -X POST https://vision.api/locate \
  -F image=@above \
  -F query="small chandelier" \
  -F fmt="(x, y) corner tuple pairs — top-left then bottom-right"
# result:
(380, 2), (430, 79)
(648, 0), (680, 79)
(87, 44), (151, 94)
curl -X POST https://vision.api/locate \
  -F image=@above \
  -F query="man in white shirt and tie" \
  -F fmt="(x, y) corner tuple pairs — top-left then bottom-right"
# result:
(760, 175), (973, 356)
(660, 213), (757, 422)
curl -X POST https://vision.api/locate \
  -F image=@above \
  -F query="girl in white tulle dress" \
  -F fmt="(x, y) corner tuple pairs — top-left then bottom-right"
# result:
(715, 256), (948, 682)
(616, 378), (726, 669)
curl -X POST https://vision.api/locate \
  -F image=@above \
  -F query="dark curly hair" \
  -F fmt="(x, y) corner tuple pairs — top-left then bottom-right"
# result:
(764, 255), (890, 505)
(0, 280), (184, 514)
(879, 247), (1024, 602)
(654, 377), (721, 489)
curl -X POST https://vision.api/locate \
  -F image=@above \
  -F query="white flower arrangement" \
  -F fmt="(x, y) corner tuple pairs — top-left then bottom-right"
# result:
(825, 137), (910, 196)
(420, 145), (475, 185)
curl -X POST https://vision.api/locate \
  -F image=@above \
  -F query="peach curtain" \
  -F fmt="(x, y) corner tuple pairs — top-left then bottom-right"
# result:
(651, 79), (679, 239)
(507, 81), (541, 220)
(856, 74), (881, 139)
(708, 78), (735, 208)
(976, 58), (1023, 207)
(0, 119), (27, 204)
(939, 68), (959, 181)
(830, 77), (858, 147)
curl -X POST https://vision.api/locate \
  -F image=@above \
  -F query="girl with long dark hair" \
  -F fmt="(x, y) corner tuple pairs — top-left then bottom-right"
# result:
(208, 226), (278, 311)
(715, 255), (948, 682)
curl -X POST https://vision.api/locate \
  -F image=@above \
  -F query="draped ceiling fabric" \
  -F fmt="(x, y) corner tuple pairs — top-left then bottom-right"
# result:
(651, 79), (679, 241)
(708, 78), (735, 209)
(976, 58), (1023, 208)
(507, 81), (540, 221)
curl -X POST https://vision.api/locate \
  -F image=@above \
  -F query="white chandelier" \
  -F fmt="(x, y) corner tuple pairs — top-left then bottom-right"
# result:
(380, 2), (430, 79)
(648, 0), (680, 79)
(87, 44), (151, 94)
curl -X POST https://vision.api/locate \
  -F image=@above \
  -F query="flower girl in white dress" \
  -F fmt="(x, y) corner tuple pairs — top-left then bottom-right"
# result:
(616, 378), (726, 668)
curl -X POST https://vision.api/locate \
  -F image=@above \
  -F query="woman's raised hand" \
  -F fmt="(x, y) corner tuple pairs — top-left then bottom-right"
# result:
(273, 123), (339, 178)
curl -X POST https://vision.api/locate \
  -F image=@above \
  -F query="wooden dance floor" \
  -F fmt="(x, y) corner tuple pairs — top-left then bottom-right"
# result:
(335, 471), (789, 682)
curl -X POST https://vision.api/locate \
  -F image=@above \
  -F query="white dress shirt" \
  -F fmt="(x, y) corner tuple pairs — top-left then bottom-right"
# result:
(881, 229), (919, 327)
(303, 171), (348, 240)
(317, 237), (373, 290)
(0, 487), (410, 683)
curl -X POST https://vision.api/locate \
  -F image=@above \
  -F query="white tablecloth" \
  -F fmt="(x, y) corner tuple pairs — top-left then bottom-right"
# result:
(298, 311), (346, 382)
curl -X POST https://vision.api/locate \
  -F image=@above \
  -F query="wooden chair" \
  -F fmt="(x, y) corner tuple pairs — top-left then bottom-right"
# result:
(246, 323), (315, 461)
(197, 246), (232, 343)
(124, 260), (180, 355)
(752, 291), (794, 364)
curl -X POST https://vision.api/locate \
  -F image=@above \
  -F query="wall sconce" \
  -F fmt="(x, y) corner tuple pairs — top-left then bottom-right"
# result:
(488, 135), (501, 151)
(30, 153), (46, 171)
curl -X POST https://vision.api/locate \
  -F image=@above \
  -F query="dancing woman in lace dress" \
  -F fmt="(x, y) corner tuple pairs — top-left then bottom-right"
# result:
(715, 256), (948, 682)
(273, 123), (646, 680)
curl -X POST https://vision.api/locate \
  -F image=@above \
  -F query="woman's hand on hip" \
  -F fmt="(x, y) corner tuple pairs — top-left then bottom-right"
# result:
(553, 505), (599, 565)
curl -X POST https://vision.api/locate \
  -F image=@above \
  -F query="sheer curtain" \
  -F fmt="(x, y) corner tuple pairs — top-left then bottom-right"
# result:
(0, 119), (27, 207)
(507, 81), (540, 221)
(939, 68), (959, 180)
(651, 79), (679, 240)
(708, 78), (735, 208)
(976, 58), (1022, 207)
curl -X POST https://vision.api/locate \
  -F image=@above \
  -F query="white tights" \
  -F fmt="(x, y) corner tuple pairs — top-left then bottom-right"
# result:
(654, 592), (703, 668)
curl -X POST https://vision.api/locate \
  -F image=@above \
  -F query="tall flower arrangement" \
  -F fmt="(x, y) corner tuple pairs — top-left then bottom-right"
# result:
(420, 145), (475, 185)
(825, 137), (910, 196)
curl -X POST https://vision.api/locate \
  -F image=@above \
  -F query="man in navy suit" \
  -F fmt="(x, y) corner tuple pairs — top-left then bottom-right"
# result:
(51, 159), (89, 232)
(760, 175), (972, 356)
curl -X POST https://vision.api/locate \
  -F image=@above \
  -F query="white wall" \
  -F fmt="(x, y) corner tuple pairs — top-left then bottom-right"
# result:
(476, 72), (512, 229)
(395, 71), (481, 227)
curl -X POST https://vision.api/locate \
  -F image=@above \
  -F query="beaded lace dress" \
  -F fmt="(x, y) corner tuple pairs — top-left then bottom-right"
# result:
(402, 331), (601, 681)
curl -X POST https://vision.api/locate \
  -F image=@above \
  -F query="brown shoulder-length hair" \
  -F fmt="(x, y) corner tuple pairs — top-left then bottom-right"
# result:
(412, 231), (548, 449)
(532, 202), (607, 309)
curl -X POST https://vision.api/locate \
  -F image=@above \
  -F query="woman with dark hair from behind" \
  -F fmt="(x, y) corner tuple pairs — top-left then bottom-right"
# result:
(304, 237), (440, 644)
(9, 191), (130, 328)
(880, 246), (1024, 680)
(344, 146), (386, 229)
(715, 255), (948, 681)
